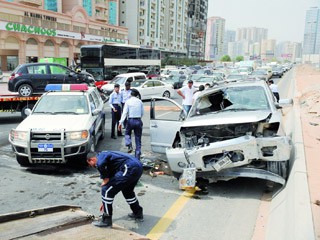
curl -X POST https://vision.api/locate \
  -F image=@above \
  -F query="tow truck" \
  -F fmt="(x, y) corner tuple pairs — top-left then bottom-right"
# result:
(0, 84), (41, 118)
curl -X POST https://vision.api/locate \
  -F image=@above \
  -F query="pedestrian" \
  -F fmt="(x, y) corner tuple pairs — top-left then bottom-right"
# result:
(109, 83), (122, 139)
(192, 84), (205, 104)
(120, 81), (132, 128)
(268, 80), (280, 102)
(177, 79), (197, 114)
(87, 151), (144, 227)
(118, 89), (144, 160)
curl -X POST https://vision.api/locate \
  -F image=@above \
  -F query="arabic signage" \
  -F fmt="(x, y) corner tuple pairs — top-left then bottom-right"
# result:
(0, 20), (128, 44)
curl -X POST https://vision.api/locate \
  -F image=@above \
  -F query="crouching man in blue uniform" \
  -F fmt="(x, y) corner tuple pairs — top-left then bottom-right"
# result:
(87, 151), (144, 227)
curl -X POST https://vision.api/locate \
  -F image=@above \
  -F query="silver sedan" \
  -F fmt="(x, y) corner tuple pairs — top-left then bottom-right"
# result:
(131, 79), (174, 100)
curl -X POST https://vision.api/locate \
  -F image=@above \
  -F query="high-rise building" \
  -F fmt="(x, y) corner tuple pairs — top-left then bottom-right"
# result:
(0, 0), (128, 70)
(119, 0), (189, 58)
(260, 39), (276, 61)
(236, 27), (268, 43)
(205, 16), (225, 60)
(223, 30), (236, 55)
(186, 0), (208, 59)
(303, 7), (320, 54)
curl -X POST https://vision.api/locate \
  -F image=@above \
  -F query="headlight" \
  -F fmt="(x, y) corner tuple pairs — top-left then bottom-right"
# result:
(10, 130), (27, 142)
(66, 130), (88, 141)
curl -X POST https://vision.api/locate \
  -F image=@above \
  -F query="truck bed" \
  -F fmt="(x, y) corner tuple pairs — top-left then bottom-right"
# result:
(0, 205), (148, 240)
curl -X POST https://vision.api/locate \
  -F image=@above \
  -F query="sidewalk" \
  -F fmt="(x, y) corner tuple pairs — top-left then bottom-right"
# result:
(295, 64), (320, 239)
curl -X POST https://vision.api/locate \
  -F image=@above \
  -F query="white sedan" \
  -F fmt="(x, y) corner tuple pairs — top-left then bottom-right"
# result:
(131, 79), (174, 100)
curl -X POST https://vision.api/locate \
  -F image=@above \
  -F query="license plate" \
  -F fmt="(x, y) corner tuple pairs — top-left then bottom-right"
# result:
(38, 144), (53, 152)
(213, 155), (232, 172)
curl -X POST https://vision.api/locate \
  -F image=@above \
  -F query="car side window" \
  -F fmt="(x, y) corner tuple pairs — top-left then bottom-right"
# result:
(154, 81), (162, 86)
(127, 77), (133, 83)
(135, 75), (146, 80)
(50, 65), (68, 74)
(146, 81), (153, 87)
(152, 99), (184, 121)
(88, 94), (96, 111)
(91, 91), (100, 108)
(27, 65), (46, 74)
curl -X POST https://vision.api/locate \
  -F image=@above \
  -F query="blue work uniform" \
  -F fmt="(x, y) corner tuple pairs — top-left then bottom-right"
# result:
(120, 89), (132, 128)
(96, 151), (143, 217)
(109, 91), (122, 138)
(119, 96), (144, 160)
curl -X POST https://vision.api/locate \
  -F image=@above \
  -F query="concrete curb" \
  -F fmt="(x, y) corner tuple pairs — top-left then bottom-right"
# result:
(266, 68), (315, 240)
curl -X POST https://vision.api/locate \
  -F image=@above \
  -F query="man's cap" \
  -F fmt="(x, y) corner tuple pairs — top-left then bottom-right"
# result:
(131, 88), (140, 97)
(114, 83), (120, 88)
(86, 151), (98, 160)
(125, 82), (131, 87)
(188, 80), (193, 83)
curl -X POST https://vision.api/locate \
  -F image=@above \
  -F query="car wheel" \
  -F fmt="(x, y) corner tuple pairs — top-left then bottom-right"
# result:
(16, 156), (31, 167)
(18, 84), (33, 97)
(137, 94), (141, 99)
(163, 91), (171, 98)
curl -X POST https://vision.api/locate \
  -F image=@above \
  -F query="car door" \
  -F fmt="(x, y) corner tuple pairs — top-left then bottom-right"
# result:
(49, 65), (75, 84)
(90, 90), (104, 142)
(152, 80), (166, 97)
(26, 64), (51, 92)
(141, 80), (156, 99)
(150, 97), (186, 153)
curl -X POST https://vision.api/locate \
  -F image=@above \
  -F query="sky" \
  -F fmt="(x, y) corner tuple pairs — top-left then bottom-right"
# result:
(207, 0), (320, 43)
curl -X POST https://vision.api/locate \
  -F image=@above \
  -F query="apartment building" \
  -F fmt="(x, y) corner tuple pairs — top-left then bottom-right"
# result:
(205, 16), (225, 60)
(119, 0), (189, 58)
(236, 27), (268, 43)
(260, 39), (276, 61)
(0, 0), (128, 71)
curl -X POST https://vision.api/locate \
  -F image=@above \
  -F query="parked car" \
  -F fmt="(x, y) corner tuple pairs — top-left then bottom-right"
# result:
(131, 79), (174, 100)
(101, 72), (146, 95)
(272, 67), (284, 78)
(250, 70), (269, 81)
(9, 84), (106, 166)
(163, 75), (186, 89)
(149, 80), (293, 186)
(7, 63), (95, 97)
(183, 75), (223, 88)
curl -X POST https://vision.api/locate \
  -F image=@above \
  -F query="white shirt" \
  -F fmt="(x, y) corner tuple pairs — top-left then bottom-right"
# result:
(180, 85), (196, 105)
(119, 97), (144, 125)
(269, 83), (279, 93)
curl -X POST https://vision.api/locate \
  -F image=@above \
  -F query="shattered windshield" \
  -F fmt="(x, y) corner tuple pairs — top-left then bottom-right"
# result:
(189, 86), (270, 117)
(33, 95), (89, 114)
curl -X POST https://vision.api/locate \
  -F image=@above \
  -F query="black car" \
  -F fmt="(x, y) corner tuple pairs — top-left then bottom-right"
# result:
(8, 63), (95, 96)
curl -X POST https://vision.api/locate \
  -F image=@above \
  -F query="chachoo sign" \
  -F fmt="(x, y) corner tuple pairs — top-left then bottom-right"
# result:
(0, 20), (128, 44)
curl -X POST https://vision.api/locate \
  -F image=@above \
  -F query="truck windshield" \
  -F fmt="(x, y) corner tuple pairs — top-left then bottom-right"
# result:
(33, 95), (89, 114)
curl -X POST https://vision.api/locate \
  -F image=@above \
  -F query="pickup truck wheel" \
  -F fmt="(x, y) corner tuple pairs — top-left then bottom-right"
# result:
(16, 156), (31, 167)
(163, 91), (171, 98)
(18, 84), (33, 97)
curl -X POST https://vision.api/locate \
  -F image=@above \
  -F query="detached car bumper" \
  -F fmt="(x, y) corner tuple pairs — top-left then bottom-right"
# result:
(166, 135), (291, 175)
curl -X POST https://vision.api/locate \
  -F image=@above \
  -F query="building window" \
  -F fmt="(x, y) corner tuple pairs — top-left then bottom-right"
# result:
(83, 0), (92, 17)
(44, 0), (57, 12)
(26, 38), (38, 45)
(44, 40), (54, 46)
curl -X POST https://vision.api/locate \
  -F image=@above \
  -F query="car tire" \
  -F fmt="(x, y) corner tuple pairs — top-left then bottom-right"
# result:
(89, 136), (96, 152)
(18, 84), (33, 97)
(16, 156), (31, 167)
(163, 91), (170, 98)
(137, 93), (141, 99)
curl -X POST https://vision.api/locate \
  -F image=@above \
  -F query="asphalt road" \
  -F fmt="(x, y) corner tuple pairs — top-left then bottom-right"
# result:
(0, 74), (292, 239)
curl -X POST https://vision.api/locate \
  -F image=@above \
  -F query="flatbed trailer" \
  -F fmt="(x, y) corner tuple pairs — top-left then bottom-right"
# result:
(0, 94), (41, 118)
(0, 205), (148, 240)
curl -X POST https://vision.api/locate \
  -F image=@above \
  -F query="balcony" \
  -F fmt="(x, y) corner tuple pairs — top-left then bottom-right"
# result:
(18, 0), (42, 6)
(95, 12), (108, 22)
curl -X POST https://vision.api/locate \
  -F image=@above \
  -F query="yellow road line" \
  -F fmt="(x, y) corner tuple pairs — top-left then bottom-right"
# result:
(146, 188), (196, 240)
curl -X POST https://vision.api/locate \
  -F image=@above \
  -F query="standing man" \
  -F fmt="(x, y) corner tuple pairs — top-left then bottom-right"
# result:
(120, 82), (132, 129)
(87, 151), (144, 227)
(109, 83), (122, 139)
(268, 80), (280, 102)
(118, 89), (144, 160)
(177, 80), (197, 114)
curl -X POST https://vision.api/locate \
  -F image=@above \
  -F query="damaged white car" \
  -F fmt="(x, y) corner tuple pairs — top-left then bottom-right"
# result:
(150, 80), (293, 185)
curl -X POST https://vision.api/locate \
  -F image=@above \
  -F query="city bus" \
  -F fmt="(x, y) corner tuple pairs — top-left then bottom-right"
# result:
(80, 44), (161, 81)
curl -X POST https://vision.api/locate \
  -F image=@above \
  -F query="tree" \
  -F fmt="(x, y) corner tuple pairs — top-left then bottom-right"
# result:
(235, 56), (244, 62)
(220, 55), (231, 62)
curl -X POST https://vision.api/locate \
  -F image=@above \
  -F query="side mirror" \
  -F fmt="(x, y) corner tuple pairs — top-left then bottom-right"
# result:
(24, 108), (32, 116)
(92, 109), (101, 116)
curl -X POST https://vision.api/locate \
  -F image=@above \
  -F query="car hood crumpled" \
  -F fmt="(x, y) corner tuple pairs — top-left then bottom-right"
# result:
(16, 115), (91, 131)
(183, 110), (271, 128)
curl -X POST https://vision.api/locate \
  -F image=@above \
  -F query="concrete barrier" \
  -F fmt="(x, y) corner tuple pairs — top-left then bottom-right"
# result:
(266, 68), (315, 240)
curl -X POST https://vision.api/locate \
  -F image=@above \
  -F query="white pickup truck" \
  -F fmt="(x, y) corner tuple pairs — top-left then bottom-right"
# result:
(9, 84), (106, 166)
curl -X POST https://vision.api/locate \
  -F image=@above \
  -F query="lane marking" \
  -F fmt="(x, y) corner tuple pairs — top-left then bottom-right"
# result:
(146, 188), (195, 240)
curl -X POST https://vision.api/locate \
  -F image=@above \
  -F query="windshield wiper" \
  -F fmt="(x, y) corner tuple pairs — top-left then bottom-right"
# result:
(221, 108), (255, 112)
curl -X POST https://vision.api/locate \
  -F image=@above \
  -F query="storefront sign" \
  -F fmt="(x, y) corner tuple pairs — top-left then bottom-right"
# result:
(0, 20), (128, 44)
